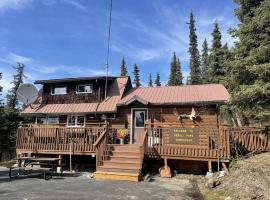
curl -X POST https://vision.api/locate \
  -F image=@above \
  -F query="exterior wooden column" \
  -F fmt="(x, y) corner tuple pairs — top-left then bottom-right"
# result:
(57, 154), (62, 173)
(208, 160), (212, 172)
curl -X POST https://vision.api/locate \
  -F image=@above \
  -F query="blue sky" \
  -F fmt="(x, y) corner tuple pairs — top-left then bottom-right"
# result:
(0, 0), (238, 94)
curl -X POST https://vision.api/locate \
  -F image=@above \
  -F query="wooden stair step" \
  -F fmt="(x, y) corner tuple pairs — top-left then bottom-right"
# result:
(94, 171), (140, 182)
(112, 151), (140, 156)
(102, 162), (141, 169)
(110, 156), (141, 162)
(103, 161), (141, 168)
(97, 166), (140, 174)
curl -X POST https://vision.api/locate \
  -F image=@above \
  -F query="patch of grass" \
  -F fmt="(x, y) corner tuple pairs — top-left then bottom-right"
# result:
(229, 158), (238, 171)
(200, 187), (228, 200)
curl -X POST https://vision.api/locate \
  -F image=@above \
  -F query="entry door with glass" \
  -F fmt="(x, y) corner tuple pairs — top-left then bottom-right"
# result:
(132, 109), (147, 144)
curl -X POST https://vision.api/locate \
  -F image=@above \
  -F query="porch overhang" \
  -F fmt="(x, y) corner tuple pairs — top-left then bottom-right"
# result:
(117, 95), (149, 106)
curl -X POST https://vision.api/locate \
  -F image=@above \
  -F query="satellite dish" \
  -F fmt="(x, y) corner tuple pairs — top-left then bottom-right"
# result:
(16, 83), (38, 105)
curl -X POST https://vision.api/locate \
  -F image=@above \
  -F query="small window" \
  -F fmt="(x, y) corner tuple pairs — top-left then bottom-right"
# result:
(47, 116), (59, 124)
(67, 115), (85, 127)
(51, 86), (67, 95)
(76, 84), (93, 94)
(37, 117), (47, 124)
(68, 116), (76, 127)
(77, 116), (85, 126)
(36, 116), (59, 124)
(134, 110), (145, 128)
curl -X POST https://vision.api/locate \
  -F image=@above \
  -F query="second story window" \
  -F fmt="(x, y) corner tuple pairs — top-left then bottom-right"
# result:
(51, 86), (67, 95)
(76, 84), (93, 94)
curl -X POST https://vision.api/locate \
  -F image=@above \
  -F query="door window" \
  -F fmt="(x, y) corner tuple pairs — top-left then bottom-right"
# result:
(134, 110), (145, 128)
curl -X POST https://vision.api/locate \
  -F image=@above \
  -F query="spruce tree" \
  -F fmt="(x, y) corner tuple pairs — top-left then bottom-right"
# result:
(175, 58), (183, 85)
(168, 52), (177, 86)
(229, 0), (270, 123)
(188, 12), (201, 84)
(7, 63), (25, 109)
(120, 57), (128, 76)
(148, 73), (153, 87)
(208, 21), (225, 83)
(0, 72), (2, 100)
(201, 39), (210, 83)
(133, 64), (141, 88)
(155, 72), (161, 86)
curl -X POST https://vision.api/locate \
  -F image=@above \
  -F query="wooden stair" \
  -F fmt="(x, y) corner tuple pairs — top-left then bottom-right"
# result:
(94, 144), (143, 182)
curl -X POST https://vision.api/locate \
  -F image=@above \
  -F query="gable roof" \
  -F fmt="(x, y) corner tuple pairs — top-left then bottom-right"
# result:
(118, 84), (230, 106)
(34, 76), (118, 84)
(21, 77), (130, 115)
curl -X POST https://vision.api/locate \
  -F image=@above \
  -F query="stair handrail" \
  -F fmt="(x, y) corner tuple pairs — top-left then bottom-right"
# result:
(93, 129), (108, 167)
(139, 129), (148, 169)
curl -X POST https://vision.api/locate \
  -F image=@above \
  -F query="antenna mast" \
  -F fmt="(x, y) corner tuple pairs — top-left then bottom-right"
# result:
(105, 0), (113, 99)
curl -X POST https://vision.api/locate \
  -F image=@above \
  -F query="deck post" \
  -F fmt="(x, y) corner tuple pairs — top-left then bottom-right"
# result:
(208, 160), (212, 172)
(57, 154), (62, 173)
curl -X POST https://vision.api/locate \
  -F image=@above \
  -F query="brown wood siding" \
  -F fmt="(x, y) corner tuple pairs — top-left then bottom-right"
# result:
(41, 80), (114, 104)
(111, 105), (218, 129)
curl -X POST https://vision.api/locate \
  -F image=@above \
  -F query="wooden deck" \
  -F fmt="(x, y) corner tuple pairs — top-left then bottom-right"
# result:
(16, 126), (106, 155)
(16, 125), (270, 162)
(145, 127), (230, 162)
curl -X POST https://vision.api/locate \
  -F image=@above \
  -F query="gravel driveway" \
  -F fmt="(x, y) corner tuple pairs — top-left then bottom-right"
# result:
(0, 167), (202, 200)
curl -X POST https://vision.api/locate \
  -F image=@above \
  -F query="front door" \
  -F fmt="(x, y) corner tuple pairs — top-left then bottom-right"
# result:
(132, 109), (147, 144)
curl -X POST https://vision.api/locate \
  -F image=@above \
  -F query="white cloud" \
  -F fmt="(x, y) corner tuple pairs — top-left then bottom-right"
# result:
(0, 0), (87, 12)
(0, 0), (33, 11)
(0, 52), (31, 64)
(61, 0), (86, 11)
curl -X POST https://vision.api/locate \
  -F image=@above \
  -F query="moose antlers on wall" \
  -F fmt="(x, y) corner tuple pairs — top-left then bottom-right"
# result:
(173, 107), (197, 121)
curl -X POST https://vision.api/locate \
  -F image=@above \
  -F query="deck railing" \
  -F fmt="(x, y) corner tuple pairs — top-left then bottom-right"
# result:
(144, 126), (231, 161)
(229, 126), (270, 152)
(16, 126), (106, 154)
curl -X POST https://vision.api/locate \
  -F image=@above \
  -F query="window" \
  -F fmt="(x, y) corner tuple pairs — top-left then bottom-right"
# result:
(76, 84), (93, 94)
(37, 116), (47, 124)
(51, 86), (67, 95)
(36, 116), (59, 124)
(134, 110), (145, 128)
(47, 116), (59, 124)
(67, 115), (85, 127)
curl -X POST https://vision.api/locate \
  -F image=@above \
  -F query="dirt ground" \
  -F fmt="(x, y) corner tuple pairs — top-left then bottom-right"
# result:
(0, 167), (202, 200)
(197, 152), (270, 200)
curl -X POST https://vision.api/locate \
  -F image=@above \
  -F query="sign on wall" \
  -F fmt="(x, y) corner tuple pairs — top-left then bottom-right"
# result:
(169, 128), (199, 145)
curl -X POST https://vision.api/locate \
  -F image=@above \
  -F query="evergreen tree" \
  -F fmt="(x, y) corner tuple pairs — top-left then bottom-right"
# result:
(201, 39), (211, 83)
(6, 63), (25, 109)
(229, 0), (270, 123)
(155, 72), (161, 86)
(188, 12), (201, 84)
(120, 57), (128, 76)
(148, 73), (153, 87)
(208, 21), (225, 83)
(0, 72), (2, 102)
(133, 64), (141, 88)
(175, 58), (183, 85)
(168, 52), (177, 85)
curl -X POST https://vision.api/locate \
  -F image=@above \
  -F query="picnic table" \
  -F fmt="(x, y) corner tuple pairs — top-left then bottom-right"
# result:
(9, 157), (63, 180)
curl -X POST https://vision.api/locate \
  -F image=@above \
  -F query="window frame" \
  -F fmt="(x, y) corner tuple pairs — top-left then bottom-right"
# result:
(76, 84), (93, 94)
(51, 85), (67, 95)
(36, 116), (59, 125)
(67, 115), (86, 127)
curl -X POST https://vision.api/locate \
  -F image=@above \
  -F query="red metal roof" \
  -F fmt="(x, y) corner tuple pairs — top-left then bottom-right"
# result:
(22, 77), (129, 115)
(21, 103), (99, 114)
(118, 84), (230, 106)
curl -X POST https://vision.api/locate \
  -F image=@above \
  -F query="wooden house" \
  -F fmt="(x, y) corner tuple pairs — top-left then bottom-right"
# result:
(17, 75), (232, 181)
